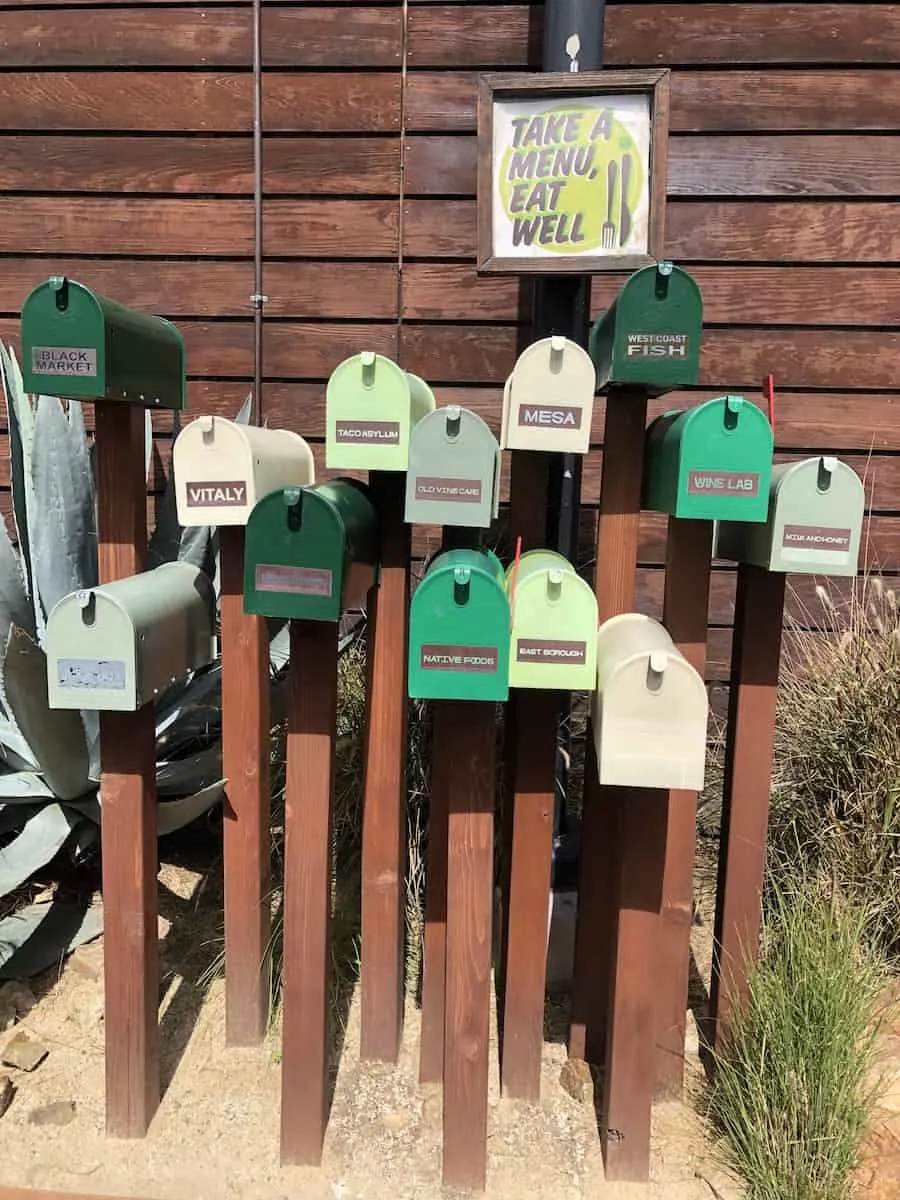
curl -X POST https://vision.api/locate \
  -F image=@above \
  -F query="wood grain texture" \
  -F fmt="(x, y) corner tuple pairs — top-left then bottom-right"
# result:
(263, 8), (402, 67)
(419, 699), (452, 1085)
(281, 619), (338, 1166)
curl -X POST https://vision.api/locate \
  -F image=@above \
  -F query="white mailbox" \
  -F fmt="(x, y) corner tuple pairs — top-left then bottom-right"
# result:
(46, 563), (216, 712)
(500, 335), (596, 455)
(173, 416), (315, 527)
(593, 613), (708, 791)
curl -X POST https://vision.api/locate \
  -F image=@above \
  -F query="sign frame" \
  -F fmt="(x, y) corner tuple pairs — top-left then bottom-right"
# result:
(476, 70), (671, 275)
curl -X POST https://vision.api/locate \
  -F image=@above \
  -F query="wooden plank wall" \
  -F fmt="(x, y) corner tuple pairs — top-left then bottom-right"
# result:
(0, 1), (898, 679)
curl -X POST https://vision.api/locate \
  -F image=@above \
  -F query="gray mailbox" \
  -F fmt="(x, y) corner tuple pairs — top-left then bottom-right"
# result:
(405, 406), (501, 528)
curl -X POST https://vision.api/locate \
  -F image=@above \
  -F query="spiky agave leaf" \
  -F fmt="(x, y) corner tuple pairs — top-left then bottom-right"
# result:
(0, 899), (103, 978)
(0, 344), (42, 641)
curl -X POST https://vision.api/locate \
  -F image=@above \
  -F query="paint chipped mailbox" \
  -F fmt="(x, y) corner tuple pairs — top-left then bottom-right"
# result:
(593, 613), (708, 790)
(506, 550), (598, 691)
(21, 276), (185, 409)
(326, 352), (435, 472)
(46, 563), (215, 713)
(405, 407), (501, 528)
(643, 395), (773, 523)
(243, 480), (378, 622)
(589, 262), (703, 396)
(716, 455), (865, 577)
(500, 336), (596, 454)
(173, 416), (315, 527)
(408, 549), (509, 702)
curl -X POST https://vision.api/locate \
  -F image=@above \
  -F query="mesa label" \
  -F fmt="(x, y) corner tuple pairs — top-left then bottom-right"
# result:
(517, 404), (583, 430)
(687, 470), (759, 497)
(420, 644), (499, 672)
(57, 658), (126, 690)
(31, 346), (97, 377)
(782, 525), (852, 552)
(625, 332), (690, 358)
(516, 638), (587, 665)
(414, 477), (482, 503)
(335, 420), (400, 444)
(185, 480), (247, 507)
(254, 564), (333, 597)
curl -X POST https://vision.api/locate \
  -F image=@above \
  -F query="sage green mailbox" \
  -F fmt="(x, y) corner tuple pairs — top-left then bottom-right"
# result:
(243, 480), (378, 622)
(45, 563), (215, 712)
(325, 352), (435, 472)
(716, 455), (865, 577)
(21, 276), (185, 408)
(405, 406), (501, 529)
(408, 549), (509, 702)
(643, 395), (773, 522)
(589, 262), (703, 396)
(506, 551), (598, 691)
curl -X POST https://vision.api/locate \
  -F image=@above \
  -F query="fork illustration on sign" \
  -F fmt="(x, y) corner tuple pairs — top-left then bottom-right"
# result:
(602, 158), (618, 249)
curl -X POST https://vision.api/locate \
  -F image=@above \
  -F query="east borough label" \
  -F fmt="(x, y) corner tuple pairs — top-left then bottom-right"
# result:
(31, 346), (97, 377)
(687, 470), (759, 497)
(254, 564), (333, 597)
(625, 332), (689, 359)
(782, 525), (852, 552)
(186, 480), (247, 507)
(516, 638), (587, 665)
(517, 404), (583, 429)
(420, 645), (499, 672)
(414, 477), (482, 503)
(335, 420), (400, 444)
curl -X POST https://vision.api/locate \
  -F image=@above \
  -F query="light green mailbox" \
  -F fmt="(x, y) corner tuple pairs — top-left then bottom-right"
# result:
(21, 276), (185, 408)
(643, 395), (773, 522)
(325, 352), (435, 472)
(45, 563), (216, 712)
(408, 549), (509, 702)
(506, 550), (598, 691)
(716, 456), (865, 576)
(405, 406), (501, 529)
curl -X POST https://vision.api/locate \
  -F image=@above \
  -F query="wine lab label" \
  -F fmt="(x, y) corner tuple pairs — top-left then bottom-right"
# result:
(687, 470), (759, 497)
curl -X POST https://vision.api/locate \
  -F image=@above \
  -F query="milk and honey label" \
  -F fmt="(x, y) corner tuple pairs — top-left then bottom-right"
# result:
(420, 645), (499, 672)
(687, 470), (759, 497)
(516, 638), (587, 665)
(185, 481), (247, 507)
(414, 477), (482, 503)
(782, 525), (852, 552)
(254, 564), (333, 597)
(335, 420), (400, 444)
(31, 346), (97, 376)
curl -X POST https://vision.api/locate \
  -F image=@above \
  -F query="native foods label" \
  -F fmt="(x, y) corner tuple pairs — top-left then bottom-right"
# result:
(420, 645), (499, 672)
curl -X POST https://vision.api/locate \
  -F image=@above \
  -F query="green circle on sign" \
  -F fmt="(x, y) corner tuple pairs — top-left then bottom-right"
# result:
(498, 104), (644, 254)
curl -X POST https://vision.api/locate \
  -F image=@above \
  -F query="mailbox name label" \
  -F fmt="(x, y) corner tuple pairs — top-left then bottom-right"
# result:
(516, 638), (587, 665)
(186, 480), (247, 507)
(687, 470), (759, 497)
(414, 477), (482, 503)
(31, 346), (97, 377)
(518, 404), (583, 430)
(782, 525), (852, 551)
(625, 332), (689, 359)
(57, 658), (126, 690)
(255, 564), (333, 597)
(420, 644), (499, 672)
(335, 420), (400, 444)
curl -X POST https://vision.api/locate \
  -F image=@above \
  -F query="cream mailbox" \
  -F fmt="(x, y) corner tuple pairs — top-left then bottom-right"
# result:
(405, 406), (501, 528)
(593, 613), (708, 791)
(325, 351), (435, 472)
(46, 563), (216, 713)
(500, 336), (596, 455)
(506, 550), (598, 691)
(173, 416), (315, 527)
(716, 455), (865, 576)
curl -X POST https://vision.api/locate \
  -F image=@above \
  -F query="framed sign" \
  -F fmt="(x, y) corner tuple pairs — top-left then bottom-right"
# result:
(476, 70), (670, 275)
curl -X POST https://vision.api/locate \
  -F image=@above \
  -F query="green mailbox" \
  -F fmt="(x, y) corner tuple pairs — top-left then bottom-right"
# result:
(643, 395), (773, 522)
(325, 351), (435, 472)
(21, 276), (185, 408)
(506, 550), (598, 691)
(408, 549), (509, 702)
(243, 480), (379, 622)
(589, 262), (703, 396)
(405, 406), (501, 529)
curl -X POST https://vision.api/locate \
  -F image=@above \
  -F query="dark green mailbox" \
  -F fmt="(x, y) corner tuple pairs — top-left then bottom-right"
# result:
(589, 262), (703, 397)
(21, 276), (185, 409)
(408, 548), (509, 702)
(643, 395), (773, 523)
(243, 480), (378, 622)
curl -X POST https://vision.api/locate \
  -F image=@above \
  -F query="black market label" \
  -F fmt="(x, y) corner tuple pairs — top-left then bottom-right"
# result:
(57, 658), (126, 690)
(782, 525), (852, 552)
(420, 645), (499, 672)
(414, 477), (483, 504)
(687, 470), (759, 497)
(624, 333), (690, 359)
(517, 404), (583, 430)
(255, 564), (333, 597)
(516, 638), (587, 665)
(335, 420), (400, 445)
(31, 346), (97, 377)
(186, 480), (247, 507)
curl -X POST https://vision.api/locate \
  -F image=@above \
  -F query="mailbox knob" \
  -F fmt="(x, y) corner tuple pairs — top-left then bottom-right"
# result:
(360, 351), (376, 388)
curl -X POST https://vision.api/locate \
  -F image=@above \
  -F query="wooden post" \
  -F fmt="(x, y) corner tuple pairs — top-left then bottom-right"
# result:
(655, 517), (713, 1095)
(442, 700), (495, 1193)
(95, 402), (159, 1138)
(280, 618), (338, 1166)
(220, 525), (271, 1046)
(418, 699), (451, 1085)
(710, 563), (785, 1052)
(360, 472), (410, 1063)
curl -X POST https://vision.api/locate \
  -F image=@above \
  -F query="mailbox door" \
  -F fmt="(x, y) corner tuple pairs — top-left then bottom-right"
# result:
(326, 352), (411, 471)
(405, 408), (498, 528)
(641, 409), (683, 514)
(405, 371), (438, 428)
(47, 596), (139, 712)
(507, 553), (598, 690)
(504, 337), (595, 455)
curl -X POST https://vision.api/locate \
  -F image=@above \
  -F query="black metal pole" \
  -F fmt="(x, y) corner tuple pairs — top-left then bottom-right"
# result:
(251, 0), (265, 424)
